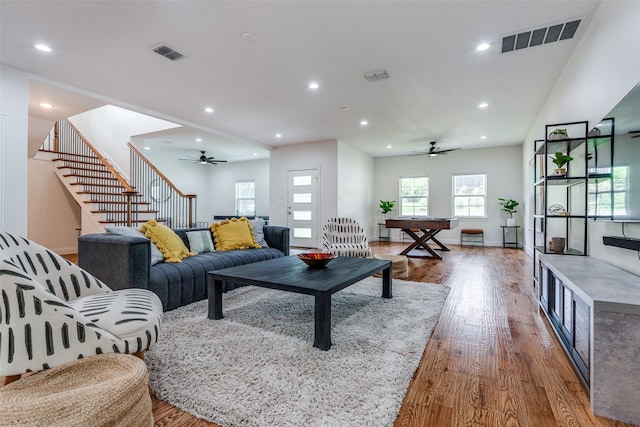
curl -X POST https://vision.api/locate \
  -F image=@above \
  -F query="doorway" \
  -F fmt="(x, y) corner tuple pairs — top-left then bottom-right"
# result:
(287, 168), (319, 248)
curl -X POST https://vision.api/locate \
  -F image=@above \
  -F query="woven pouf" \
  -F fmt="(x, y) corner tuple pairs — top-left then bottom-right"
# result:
(0, 353), (153, 427)
(373, 254), (409, 279)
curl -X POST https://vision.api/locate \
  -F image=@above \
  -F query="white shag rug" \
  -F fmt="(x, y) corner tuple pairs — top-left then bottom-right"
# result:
(146, 277), (450, 427)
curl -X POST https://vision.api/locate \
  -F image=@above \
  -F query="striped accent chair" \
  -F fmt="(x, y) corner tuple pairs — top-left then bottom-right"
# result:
(0, 232), (162, 380)
(321, 217), (372, 258)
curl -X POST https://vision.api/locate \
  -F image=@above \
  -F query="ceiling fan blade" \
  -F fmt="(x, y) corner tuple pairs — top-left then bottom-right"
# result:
(630, 130), (640, 138)
(436, 147), (460, 153)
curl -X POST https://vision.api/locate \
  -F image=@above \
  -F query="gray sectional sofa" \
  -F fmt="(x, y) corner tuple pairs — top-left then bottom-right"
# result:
(78, 226), (290, 311)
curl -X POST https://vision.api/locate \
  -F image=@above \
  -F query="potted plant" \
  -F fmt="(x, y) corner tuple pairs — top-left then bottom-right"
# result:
(498, 198), (519, 226)
(550, 152), (574, 176)
(379, 200), (396, 218)
(588, 127), (601, 137)
(548, 128), (569, 140)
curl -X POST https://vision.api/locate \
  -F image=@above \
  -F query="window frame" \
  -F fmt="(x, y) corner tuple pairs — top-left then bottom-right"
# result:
(235, 179), (256, 217)
(452, 173), (487, 218)
(398, 176), (429, 217)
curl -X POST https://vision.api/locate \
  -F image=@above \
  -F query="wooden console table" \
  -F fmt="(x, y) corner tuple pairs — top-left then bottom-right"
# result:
(385, 218), (459, 259)
(538, 254), (640, 425)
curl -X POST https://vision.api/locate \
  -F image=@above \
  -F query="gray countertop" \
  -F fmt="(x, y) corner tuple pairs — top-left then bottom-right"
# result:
(539, 254), (640, 314)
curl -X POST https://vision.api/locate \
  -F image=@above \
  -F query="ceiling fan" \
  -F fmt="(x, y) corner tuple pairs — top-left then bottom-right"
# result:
(179, 151), (228, 165)
(410, 141), (460, 157)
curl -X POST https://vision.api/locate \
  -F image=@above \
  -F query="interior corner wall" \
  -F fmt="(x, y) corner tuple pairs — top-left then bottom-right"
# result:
(521, 1), (640, 275)
(269, 139), (338, 229)
(0, 65), (28, 235)
(337, 141), (375, 238)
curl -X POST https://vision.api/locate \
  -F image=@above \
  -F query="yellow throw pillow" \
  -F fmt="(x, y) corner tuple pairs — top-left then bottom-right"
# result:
(140, 220), (195, 263)
(210, 217), (261, 251)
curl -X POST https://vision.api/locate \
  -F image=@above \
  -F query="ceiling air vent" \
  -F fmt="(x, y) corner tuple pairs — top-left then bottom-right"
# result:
(152, 44), (184, 61)
(364, 69), (390, 82)
(501, 19), (581, 53)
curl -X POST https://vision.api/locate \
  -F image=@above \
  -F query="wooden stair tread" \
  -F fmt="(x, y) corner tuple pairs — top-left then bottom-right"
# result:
(63, 173), (119, 180)
(92, 210), (158, 214)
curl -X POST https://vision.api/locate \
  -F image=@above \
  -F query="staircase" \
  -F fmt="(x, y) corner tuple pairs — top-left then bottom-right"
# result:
(53, 152), (157, 226)
(40, 119), (198, 233)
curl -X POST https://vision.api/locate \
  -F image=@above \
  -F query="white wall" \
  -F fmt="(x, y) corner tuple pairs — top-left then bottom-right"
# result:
(27, 157), (80, 253)
(69, 105), (180, 178)
(0, 66), (29, 235)
(205, 159), (270, 219)
(522, 1), (640, 275)
(337, 141), (375, 237)
(375, 144), (523, 246)
(269, 139), (338, 231)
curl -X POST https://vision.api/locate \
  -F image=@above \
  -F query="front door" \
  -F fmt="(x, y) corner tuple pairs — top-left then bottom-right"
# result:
(287, 168), (319, 248)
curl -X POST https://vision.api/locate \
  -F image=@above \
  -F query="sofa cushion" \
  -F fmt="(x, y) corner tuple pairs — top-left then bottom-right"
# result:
(250, 218), (269, 248)
(210, 217), (261, 251)
(141, 220), (195, 263)
(186, 230), (215, 254)
(106, 226), (164, 265)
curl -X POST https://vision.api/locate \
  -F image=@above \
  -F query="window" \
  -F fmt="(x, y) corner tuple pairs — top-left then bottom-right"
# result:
(453, 173), (487, 217)
(588, 165), (629, 217)
(399, 177), (429, 216)
(235, 180), (255, 217)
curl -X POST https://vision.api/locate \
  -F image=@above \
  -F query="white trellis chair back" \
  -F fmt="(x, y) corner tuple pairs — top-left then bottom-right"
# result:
(321, 217), (371, 258)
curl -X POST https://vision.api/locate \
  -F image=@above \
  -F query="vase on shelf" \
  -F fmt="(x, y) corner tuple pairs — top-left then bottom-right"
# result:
(506, 218), (516, 227)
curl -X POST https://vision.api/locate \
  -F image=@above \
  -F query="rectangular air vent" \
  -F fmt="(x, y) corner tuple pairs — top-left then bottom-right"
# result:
(364, 69), (390, 82)
(152, 44), (184, 61)
(502, 19), (581, 53)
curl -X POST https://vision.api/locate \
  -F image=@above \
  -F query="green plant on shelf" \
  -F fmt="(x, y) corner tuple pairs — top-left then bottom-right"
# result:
(498, 198), (519, 218)
(550, 152), (573, 175)
(379, 200), (396, 216)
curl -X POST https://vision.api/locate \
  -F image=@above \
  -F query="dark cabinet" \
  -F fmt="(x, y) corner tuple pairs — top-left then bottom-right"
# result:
(539, 264), (590, 386)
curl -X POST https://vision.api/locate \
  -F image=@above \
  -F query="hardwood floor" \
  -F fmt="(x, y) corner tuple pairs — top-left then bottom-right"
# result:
(76, 244), (632, 426)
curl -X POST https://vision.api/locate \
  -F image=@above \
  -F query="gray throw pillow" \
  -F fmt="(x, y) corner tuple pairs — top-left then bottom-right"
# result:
(250, 218), (269, 248)
(186, 230), (215, 254)
(106, 226), (165, 265)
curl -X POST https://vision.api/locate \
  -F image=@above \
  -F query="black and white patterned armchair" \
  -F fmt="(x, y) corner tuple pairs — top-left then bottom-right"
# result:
(0, 232), (162, 379)
(321, 217), (372, 258)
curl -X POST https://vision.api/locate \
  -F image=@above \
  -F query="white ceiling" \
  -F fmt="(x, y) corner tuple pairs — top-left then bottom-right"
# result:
(1, 1), (603, 162)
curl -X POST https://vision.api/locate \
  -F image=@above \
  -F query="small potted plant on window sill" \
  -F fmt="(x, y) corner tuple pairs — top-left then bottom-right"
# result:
(550, 152), (574, 176)
(498, 198), (519, 226)
(379, 200), (396, 219)
(549, 128), (569, 140)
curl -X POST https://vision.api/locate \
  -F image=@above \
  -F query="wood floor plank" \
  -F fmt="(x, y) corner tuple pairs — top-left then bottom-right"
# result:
(66, 244), (635, 426)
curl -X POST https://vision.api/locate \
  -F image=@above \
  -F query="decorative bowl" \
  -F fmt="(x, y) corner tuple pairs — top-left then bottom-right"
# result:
(297, 253), (336, 268)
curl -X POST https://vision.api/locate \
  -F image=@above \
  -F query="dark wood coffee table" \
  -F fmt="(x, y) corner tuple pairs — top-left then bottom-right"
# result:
(207, 255), (392, 350)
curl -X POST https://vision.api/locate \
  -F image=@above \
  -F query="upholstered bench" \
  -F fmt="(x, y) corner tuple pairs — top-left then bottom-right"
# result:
(460, 229), (484, 247)
(373, 253), (409, 279)
(0, 354), (153, 427)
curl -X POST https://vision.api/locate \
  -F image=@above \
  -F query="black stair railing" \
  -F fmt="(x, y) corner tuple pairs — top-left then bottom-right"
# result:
(129, 142), (197, 228)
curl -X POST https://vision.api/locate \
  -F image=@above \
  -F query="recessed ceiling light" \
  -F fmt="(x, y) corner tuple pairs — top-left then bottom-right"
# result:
(480, 135), (487, 139)
(275, 133), (282, 138)
(253, 152), (258, 156)
(39, 103), (53, 109)
(241, 32), (257, 43)
(195, 138), (202, 142)
(386, 145), (392, 149)
(308, 82), (319, 90)
(478, 102), (489, 109)
(144, 146), (151, 150)
(34, 44), (51, 52)
(476, 43), (490, 51)
(204, 107), (214, 113)
(360, 120), (368, 126)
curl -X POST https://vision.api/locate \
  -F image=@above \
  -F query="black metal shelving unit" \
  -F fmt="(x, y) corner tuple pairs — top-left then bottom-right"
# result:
(531, 119), (614, 287)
